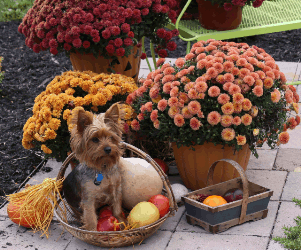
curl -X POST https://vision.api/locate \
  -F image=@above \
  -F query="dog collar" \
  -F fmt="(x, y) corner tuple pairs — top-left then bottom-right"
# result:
(94, 171), (103, 186)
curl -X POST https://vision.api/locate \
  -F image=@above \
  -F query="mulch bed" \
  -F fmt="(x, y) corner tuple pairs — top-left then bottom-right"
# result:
(0, 19), (300, 206)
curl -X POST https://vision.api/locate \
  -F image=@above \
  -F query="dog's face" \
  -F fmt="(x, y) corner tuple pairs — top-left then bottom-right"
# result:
(70, 103), (124, 171)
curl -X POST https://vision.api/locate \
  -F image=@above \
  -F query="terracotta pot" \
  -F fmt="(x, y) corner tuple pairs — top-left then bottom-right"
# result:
(172, 142), (251, 190)
(69, 44), (142, 83)
(196, 0), (242, 31)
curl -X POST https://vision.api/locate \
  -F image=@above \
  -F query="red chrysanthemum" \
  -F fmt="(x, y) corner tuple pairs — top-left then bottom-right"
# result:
(106, 44), (115, 54)
(72, 38), (82, 48)
(166, 41), (177, 51)
(116, 47), (125, 57)
(124, 38), (133, 46)
(141, 53), (147, 59)
(64, 43), (72, 51)
(49, 39), (58, 48)
(141, 8), (149, 15)
(121, 23), (130, 33)
(110, 26), (121, 36)
(102, 29), (111, 40)
(114, 38), (123, 47)
(158, 49), (168, 58)
(82, 41), (90, 49)
(156, 28), (166, 39)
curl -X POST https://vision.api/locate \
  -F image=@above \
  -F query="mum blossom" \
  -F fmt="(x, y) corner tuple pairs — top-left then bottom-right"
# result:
(253, 129), (260, 136)
(233, 103), (243, 114)
(208, 86), (220, 97)
(244, 75), (255, 86)
(206, 67), (218, 79)
(271, 91), (281, 103)
(131, 119), (140, 131)
(278, 132), (290, 144)
(153, 119), (160, 129)
(223, 82), (233, 91)
(207, 111), (221, 125)
(196, 60), (206, 70)
(188, 89), (198, 99)
(233, 93), (244, 104)
(170, 86), (179, 97)
(293, 103), (299, 114)
(232, 116), (242, 126)
(188, 101), (201, 115)
(157, 99), (168, 111)
(221, 128), (235, 141)
(252, 86), (263, 97)
(181, 106), (193, 119)
(150, 110), (158, 122)
(217, 93), (230, 105)
(179, 92), (189, 103)
(163, 82), (172, 94)
(174, 114), (185, 127)
(168, 97), (178, 107)
(254, 79), (263, 87)
(223, 61), (235, 72)
(175, 58), (185, 68)
(149, 87), (160, 99)
(242, 98), (252, 111)
(162, 74), (175, 84)
(216, 75), (225, 84)
(229, 84), (241, 96)
(221, 115), (233, 127)
(224, 73), (235, 82)
(163, 67), (175, 75)
(236, 135), (247, 145)
(156, 58), (165, 67)
(195, 81), (208, 93)
(190, 117), (202, 130)
(263, 77), (274, 89)
(137, 113), (145, 121)
(168, 106), (180, 118)
(241, 114), (253, 126)
(145, 102), (153, 112)
(221, 102), (234, 115)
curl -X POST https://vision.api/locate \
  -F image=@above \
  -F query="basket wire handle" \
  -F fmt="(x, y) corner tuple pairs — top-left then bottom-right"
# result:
(206, 159), (249, 224)
(57, 152), (75, 181)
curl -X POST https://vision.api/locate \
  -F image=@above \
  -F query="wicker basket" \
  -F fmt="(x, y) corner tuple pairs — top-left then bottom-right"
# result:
(53, 142), (178, 247)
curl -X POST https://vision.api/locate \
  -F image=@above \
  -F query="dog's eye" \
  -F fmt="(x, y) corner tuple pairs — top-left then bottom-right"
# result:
(92, 137), (99, 143)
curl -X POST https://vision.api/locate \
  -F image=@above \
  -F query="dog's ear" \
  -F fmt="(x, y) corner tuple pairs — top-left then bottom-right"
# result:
(105, 103), (120, 123)
(71, 107), (94, 134)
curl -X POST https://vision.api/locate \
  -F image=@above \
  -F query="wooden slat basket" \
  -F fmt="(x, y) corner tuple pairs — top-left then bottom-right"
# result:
(181, 159), (273, 234)
(53, 142), (178, 247)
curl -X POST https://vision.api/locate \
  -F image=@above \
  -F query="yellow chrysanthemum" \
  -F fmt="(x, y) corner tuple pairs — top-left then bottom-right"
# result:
(41, 144), (52, 154)
(48, 118), (61, 131)
(44, 128), (57, 140)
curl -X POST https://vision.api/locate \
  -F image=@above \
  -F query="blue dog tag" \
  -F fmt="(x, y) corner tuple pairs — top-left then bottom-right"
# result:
(94, 173), (103, 185)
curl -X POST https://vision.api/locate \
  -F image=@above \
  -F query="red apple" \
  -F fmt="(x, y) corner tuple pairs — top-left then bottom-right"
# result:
(153, 158), (169, 175)
(98, 206), (125, 219)
(148, 194), (170, 218)
(97, 216), (120, 231)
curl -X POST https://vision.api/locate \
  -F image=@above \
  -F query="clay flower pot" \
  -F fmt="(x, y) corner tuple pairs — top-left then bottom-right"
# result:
(196, 0), (242, 31)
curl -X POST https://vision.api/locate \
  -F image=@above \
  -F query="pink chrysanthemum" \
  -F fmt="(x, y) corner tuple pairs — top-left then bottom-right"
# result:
(271, 91), (281, 103)
(188, 89), (198, 99)
(196, 60), (206, 70)
(168, 106), (180, 118)
(213, 63), (224, 74)
(185, 53), (195, 61)
(175, 58), (185, 68)
(156, 58), (165, 67)
(223, 61), (235, 72)
(168, 97), (179, 107)
(170, 86), (179, 97)
(216, 75), (225, 84)
(239, 68), (250, 79)
(285, 90), (293, 103)
(224, 73), (235, 82)
(221, 115), (233, 127)
(223, 82), (233, 91)
(243, 75), (255, 86)
(190, 117), (202, 130)
(208, 86), (221, 97)
(263, 77), (274, 89)
(163, 82), (172, 94)
(233, 103), (242, 114)
(184, 82), (194, 92)
(207, 111), (221, 125)
(154, 73), (163, 83)
(150, 109), (158, 122)
(195, 81), (208, 93)
(232, 67), (240, 76)
(174, 114), (185, 127)
(252, 86), (263, 97)
(228, 84), (241, 95)
(221, 102), (234, 115)
(131, 119), (140, 131)
(143, 79), (153, 88)
(181, 106), (193, 119)
(196, 53), (206, 61)
(162, 74), (175, 84)
(149, 87), (160, 99)
(153, 119), (160, 129)
(242, 98), (252, 111)
(206, 67), (218, 79)
(157, 99), (168, 111)
(278, 132), (290, 144)
(236, 58), (248, 67)
(233, 93), (244, 104)
(221, 128), (235, 141)
(137, 113), (145, 121)
(236, 135), (247, 145)
(241, 114), (253, 126)
(217, 93), (230, 105)
(179, 92), (189, 103)
(188, 101), (201, 115)
(145, 102), (153, 112)
(232, 116), (242, 126)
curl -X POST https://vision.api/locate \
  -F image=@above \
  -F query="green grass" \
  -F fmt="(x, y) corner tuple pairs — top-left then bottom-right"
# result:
(0, 0), (34, 22)
(273, 198), (301, 250)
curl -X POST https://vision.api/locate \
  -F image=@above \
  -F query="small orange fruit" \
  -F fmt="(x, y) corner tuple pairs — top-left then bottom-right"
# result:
(203, 195), (227, 207)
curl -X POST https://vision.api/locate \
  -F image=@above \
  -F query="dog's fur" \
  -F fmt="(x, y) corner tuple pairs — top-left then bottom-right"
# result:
(62, 104), (127, 231)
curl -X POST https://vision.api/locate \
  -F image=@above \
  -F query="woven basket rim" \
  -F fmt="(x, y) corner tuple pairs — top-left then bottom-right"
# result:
(54, 141), (178, 237)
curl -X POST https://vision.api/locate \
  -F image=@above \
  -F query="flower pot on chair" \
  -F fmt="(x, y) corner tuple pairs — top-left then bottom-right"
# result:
(70, 44), (142, 83)
(172, 142), (251, 190)
(196, 0), (242, 31)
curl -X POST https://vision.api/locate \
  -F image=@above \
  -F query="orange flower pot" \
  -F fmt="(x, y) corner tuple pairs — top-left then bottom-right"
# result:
(196, 0), (242, 31)
(172, 142), (251, 190)
(69, 44), (142, 83)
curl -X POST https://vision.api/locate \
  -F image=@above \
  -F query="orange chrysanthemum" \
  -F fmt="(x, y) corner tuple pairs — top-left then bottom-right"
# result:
(190, 117), (202, 130)
(157, 99), (168, 111)
(221, 102), (234, 115)
(188, 101), (201, 115)
(263, 77), (274, 89)
(221, 115), (233, 127)
(195, 81), (208, 93)
(217, 93), (230, 105)
(242, 98), (252, 111)
(233, 93), (244, 104)
(221, 128), (235, 141)
(241, 114), (252, 126)
(233, 116), (241, 126)
(174, 114), (185, 127)
(278, 132), (290, 144)
(207, 111), (221, 125)
(131, 119), (140, 131)
(168, 106), (180, 118)
(208, 86), (221, 97)
(236, 135), (247, 145)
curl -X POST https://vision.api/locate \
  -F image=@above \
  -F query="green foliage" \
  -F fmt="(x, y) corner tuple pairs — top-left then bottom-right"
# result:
(0, 57), (4, 87)
(0, 0), (34, 22)
(273, 198), (301, 250)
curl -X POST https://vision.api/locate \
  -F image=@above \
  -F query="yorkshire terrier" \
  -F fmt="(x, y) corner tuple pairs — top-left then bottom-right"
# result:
(62, 103), (127, 231)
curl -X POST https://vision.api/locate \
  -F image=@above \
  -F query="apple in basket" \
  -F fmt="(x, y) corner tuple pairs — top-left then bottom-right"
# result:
(153, 158), (169, 175)
(98, 206), (125, 219)
(148, 194), (170, 218)
(97, 216), (120, 231)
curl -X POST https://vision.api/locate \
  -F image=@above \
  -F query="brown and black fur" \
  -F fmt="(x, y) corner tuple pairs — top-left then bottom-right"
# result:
(62, 103), (127, 231)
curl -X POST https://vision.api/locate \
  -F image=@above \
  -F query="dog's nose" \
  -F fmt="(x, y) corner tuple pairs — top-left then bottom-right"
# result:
(104, 147), (111, 154)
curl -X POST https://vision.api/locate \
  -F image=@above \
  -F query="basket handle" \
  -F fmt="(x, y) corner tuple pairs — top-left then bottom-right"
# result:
(56, 142), (178, 216)
(206, 159), (249, 224)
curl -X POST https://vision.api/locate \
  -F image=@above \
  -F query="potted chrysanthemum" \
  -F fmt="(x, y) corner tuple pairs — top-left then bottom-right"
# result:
(126, 39), (300, 190)
(22, 71), (136, 162)
(18, 0), (179, 82)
